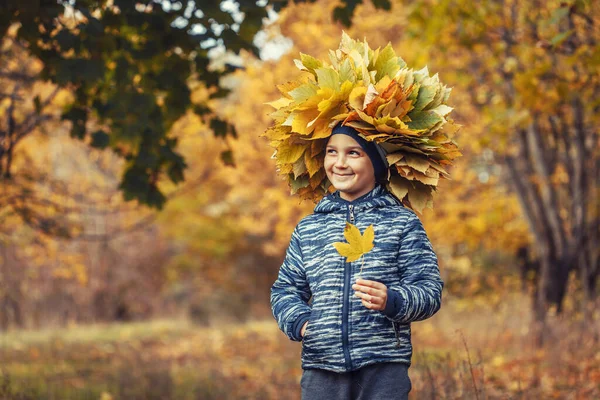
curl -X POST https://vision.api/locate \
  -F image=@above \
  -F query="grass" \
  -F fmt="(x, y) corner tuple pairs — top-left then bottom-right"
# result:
(0, 293), (598, 399)
(0, 319), (194, 349)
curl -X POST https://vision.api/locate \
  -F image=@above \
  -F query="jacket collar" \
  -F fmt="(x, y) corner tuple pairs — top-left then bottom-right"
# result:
(314, 185), (401, 214)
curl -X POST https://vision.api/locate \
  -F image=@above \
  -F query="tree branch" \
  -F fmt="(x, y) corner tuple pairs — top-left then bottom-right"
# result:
(15, 86), (61, 143)
(514, 128), (556, 258)
(571, 97), (587, 250)
(504, 154), (544, 247)
(4, 85), (18, 178)
(525, 120), (567, 256)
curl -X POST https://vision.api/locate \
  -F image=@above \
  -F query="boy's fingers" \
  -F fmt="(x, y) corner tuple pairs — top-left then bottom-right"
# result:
(352, 284), (370, 293)
(356, 279), (386, 290)
(361, 298), (383, 310)
(354, 280), (388, 310)
(352, 284), (384, 297)
(354, 291), (382, 305)
(352, 283), (374, 292)
(355, 291), (373, 301)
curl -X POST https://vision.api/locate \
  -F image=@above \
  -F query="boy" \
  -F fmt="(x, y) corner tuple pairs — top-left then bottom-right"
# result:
(270, 123), (444, 399)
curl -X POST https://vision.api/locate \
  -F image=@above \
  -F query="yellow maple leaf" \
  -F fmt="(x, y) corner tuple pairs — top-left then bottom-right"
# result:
(333, 222), (375, 266)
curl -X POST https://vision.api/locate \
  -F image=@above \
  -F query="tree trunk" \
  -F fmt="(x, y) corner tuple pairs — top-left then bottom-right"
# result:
(504, 116), (593, 339)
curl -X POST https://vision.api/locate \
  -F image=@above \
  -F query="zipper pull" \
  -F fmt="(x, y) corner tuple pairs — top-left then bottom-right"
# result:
(349, 204), (355, 224)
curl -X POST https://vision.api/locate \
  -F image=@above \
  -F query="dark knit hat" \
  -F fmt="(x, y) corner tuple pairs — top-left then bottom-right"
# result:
(330, 124), (389, 182)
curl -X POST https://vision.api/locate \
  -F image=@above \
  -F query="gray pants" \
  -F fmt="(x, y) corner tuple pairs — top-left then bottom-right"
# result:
(301, 363), (411, 400)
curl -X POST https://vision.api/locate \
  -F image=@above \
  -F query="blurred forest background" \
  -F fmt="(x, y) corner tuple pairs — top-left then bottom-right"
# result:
(0, 0), (598, 398)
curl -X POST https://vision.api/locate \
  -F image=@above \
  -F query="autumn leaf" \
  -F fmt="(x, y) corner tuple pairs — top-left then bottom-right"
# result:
(333, 222), (375, 267)
(276, 141), (305, 164)
(264, 33), (460, 210)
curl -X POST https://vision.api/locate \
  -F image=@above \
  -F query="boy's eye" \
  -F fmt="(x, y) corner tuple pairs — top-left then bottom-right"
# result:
(349, 150), (361, 156)
(326, 148), (337, 154)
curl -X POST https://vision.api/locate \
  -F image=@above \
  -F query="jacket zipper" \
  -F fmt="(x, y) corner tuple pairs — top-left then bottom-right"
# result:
(341, 204), (355, 370)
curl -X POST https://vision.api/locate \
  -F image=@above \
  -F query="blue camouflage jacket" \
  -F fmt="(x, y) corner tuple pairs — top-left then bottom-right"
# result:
(270, 185), (443, 372)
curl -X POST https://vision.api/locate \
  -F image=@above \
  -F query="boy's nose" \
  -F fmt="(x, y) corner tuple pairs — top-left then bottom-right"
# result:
(334, 155), (347, 168)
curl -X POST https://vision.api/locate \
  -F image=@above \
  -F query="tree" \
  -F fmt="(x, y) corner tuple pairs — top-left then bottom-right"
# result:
(403, 0), (599, 331)
(0, 0), (390, 209)
(0, 32), (175, 328)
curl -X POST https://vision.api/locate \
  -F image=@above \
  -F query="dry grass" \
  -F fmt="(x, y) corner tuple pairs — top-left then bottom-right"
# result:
(0, 293), (598, 399)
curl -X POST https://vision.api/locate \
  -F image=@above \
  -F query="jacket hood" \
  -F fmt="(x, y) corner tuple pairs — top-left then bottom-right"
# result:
(314, 185), (401, 214)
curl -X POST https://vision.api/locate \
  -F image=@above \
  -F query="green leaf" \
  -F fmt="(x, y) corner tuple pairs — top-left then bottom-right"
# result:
(221, 150), (235, 167)
(290, 175), (310, 194)
(236, 6), (267, 43)
(431, 104), (453, 117)
(201, 2), (237, 25)
(229, 124), (238, 139)
(300, 53), (323, 75)
(210, 118), (228, 138)
(372, 0), (392, 10)
(209, 88), (231, 99)
(56, 59), (105, 85)
(412, 83), (437, 111)
(407, 111), (443, 131)
(289, 83), (318, 103)
(550, 30), (573, 47)
(333, 4), (356, 28)
(315, 67), (339, 90)
(137, 146), (159, 169)
(120, 166), (166, 209)
(338, 58), (355, 83)
(62, 106), (88, 139)
(220, 28), (252, 55)
(55, 29), (80, 52)
(549, 7), (570, 25)
(33, 95), (42, 114)
(90, 130), (110, 149)
(77, 12), (104, 35)
(146, 184), (167, 210)
(374, 43), (403, 80)
(193, 104), (211, 116)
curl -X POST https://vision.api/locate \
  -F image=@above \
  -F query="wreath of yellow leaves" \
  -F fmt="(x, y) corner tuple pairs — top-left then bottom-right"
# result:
(263, 32), (461, 213)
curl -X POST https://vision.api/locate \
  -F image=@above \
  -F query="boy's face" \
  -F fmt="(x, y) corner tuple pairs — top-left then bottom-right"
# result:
(324, 134), (377, 202)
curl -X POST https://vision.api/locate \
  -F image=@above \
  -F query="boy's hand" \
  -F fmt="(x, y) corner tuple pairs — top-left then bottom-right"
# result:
(352, 279), (387, 311)
(301, 321), (308, 337)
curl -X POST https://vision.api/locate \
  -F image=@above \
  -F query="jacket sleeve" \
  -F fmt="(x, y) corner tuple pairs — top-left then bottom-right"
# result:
(383, 212), (443, 323)
(270, 226), (312, 342)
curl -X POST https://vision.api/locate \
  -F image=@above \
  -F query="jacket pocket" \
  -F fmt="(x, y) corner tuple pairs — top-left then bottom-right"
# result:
(301, 308), (323, 357)
(302, 308), (320, 341)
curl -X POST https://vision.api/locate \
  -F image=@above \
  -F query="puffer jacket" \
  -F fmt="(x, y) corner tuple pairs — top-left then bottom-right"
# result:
(270, 185), (443, 372)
